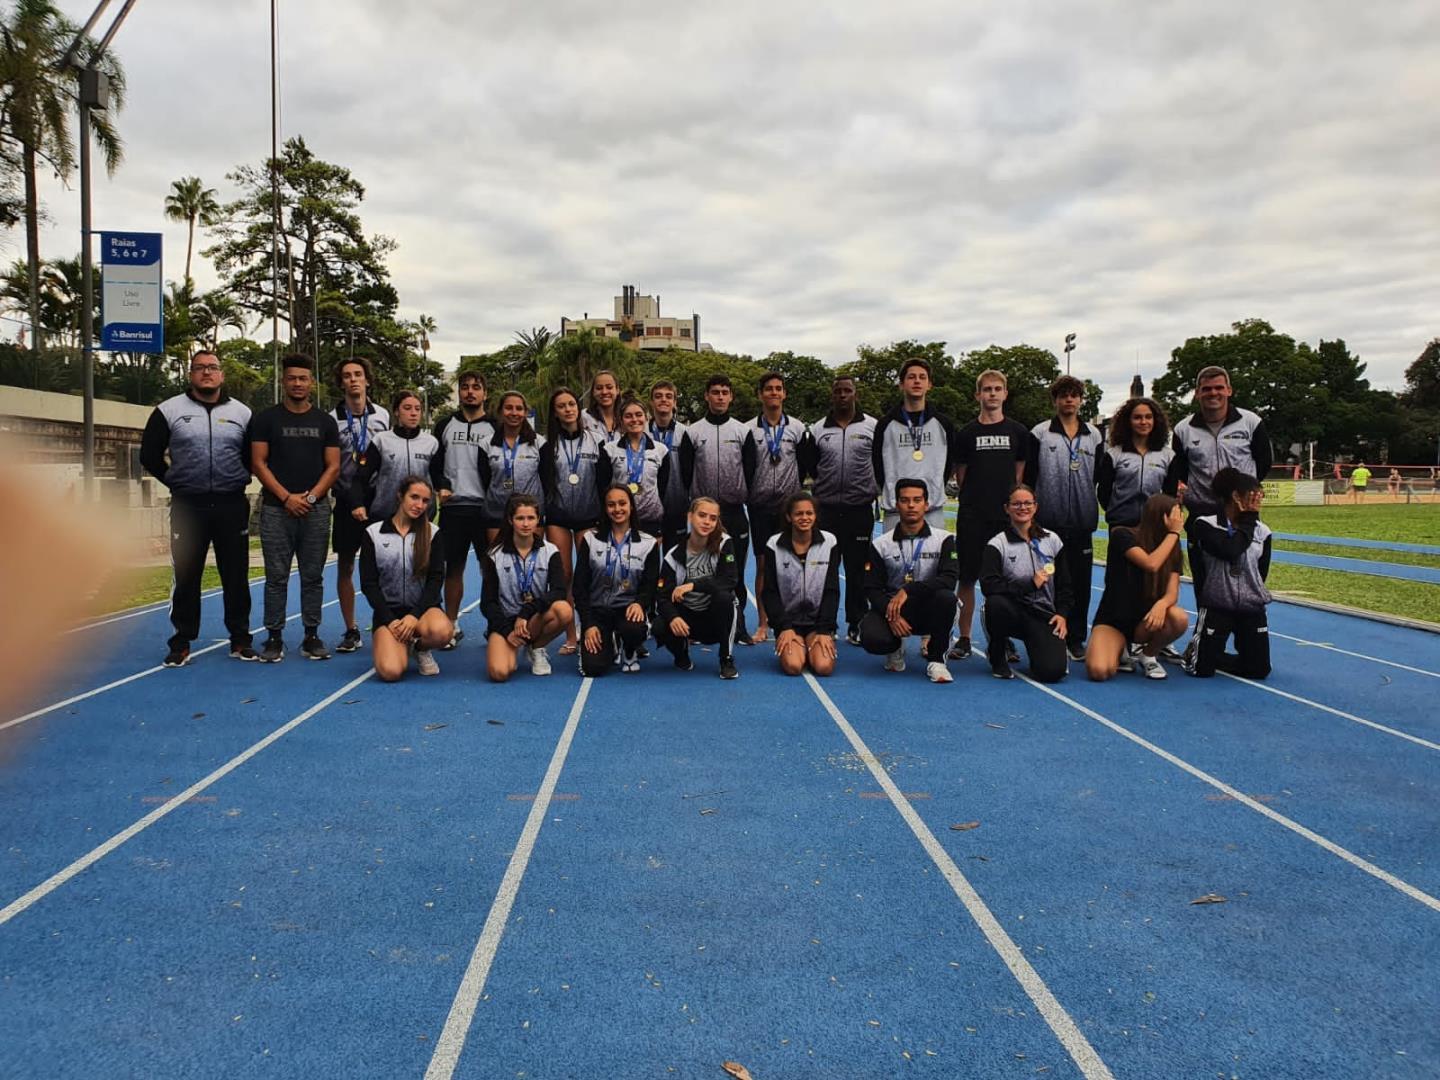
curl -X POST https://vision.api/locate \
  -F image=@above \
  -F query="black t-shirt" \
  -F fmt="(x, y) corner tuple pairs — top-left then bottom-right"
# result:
(1100, 529), (1145, 610)
(954, 417), (1030, 518)
(251, 404), (340, 506)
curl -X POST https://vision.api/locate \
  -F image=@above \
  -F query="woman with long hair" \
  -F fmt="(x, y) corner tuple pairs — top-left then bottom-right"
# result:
(1095, 396), (1175, 528)
(573, 484), (661, 675)
(1184, 467), (1273, 679)
(350, 390), (440, 525)
(654, 496), (741, 680)
(582, 369), (623, 445)
(482, 390), (545, 546)
(760, 491), (841, 677)
(600, 397), (670, 536)
(358, 476), (453, 680)
(540, 386), (604, 654)
(479, 494), (571, 681)
(1086, 492), (1189, 681)
(978, 483), (1071, 682)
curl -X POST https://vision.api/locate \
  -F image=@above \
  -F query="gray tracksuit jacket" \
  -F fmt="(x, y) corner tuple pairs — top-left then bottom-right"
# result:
(806, 412), (879, 507)
(141, 392), (252, 496)
(1167, 407), (1271, 515)
(1095, 444), (1175, 528)
(1191, 512), (1273, 614)
(761, 530), (842, 633)
(334, 401), (390, 510)
(432, 413), (495, 507)
(743, 413), (808, 512)
(1028, 418), (1102, 532)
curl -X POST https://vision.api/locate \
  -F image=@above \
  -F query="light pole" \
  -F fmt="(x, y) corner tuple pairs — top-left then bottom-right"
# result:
(62, 0), (140, 485)
(1063, 332), (1077, 376)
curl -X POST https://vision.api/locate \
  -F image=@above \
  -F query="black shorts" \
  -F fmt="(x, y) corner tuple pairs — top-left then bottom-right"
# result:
(333, 507), (366, 558)
(1090, 600), (1142, 642)
(546, 513), (600, 533)
(441, 505), (489, 571)
(747, 505), (782, 549)
(957, 516), (1007, 584)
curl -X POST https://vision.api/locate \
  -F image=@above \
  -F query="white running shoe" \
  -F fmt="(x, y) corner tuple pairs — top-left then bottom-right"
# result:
(926, 661), (953, 684)
(1117, 646), (1135, 673)
(1136, 653), (1166, 680)
(884, 647), (906, 672)
(415, 648), (440, 676)
(529, 645), (552, 676)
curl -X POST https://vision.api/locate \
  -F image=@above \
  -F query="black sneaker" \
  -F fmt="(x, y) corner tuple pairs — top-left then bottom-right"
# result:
(672, 642), (694, 672)
(1159, 644), (1183, 664)
(259, 636), (285, 663)
(947, 636), (972, 660)
(636, 644), (650, 659)
(846, 626), (862, 647)
(335, 627), (362, 653)
(438, 628), (464, 652)
(230, 642), (258, 661)
(1006, 640), (1021, 664)
(301, 635), (331, 661)
(735, 630), (755, 647)
(991, 662), (1015, 680)
(163, 645), (190, 668)
(719, 658), (739, 680)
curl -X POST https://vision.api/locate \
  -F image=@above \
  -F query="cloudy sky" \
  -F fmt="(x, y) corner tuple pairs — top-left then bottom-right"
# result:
(25, 0), (1440, 409)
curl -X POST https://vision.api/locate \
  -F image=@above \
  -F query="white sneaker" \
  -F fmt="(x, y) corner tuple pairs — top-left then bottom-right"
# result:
(884, 647), (906, 672)
(1136, 653), (1166, 680)
(415, 648), (440, 677)
(620, 651), (640, 674)
(1117, 647), (1135, 673)
(926, 661), (953, 684)
(529, 645), (552, 676)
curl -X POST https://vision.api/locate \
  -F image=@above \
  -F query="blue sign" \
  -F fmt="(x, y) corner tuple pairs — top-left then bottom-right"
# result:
(100, 231), (163, 353)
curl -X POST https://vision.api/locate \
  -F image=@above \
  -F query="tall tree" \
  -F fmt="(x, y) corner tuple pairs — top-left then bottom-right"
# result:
(163, 176), (220, 285)
(0, 0), (125, 353)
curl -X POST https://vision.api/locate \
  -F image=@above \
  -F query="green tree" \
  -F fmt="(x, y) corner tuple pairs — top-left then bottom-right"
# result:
(757, 350), (830, 419)
(163, 176), (220, 285)
(837, 340), (955, 420)
(0, 0), (125, 352)
(535, 327), (641, 404)
(631, 347), (765, 419)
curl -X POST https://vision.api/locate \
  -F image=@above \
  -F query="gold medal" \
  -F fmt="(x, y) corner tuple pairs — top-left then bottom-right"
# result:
(912, 449), (924, 462)
(1043, 562), (1055, 575)
(567, 473), (579, 485)
(628, 482), (640, 494)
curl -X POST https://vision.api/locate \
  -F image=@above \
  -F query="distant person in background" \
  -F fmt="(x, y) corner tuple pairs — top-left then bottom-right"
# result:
(330, 357), (390, 654)
(804, 374), (879, 646)
(1095, 396), (1174, 528)
(1165, 365), (1271, 599)
(1387, 468), (1402, 497)
(1349, 463), (1371, 502)
(431, 369), (493, 651)
(1086, 493), (1189, 682)
(1026, 375), (1102, 661)
(743, 371), (810, 643)
(360, 476), (451, 680)
(1184, 468), (1272, 680)
(141, 350), (255, 667)
(249, 354), (340, 663)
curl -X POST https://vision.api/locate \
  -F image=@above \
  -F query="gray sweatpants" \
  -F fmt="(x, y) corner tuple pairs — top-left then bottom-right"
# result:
(260, 501), (331, 635)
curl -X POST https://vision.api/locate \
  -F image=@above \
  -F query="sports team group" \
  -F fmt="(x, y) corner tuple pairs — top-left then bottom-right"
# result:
(138, 353), (1275, 686)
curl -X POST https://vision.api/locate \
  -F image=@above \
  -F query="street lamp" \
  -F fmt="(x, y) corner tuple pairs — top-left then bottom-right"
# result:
(1063, 332), (1077, 375)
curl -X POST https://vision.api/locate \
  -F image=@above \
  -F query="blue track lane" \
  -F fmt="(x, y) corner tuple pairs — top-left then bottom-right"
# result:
(1, 558), (1438, 1078)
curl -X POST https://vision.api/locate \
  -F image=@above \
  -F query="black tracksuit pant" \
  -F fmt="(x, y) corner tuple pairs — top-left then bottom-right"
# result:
(168, 492), (253, 650)
(982, 594), (1068, 682)
(1053, 527), (1094, 648)
(820, 502), (876, 633)
(655, 600), (738, 664)
(859, 589), (956, 663)
(718, 502), (752, 632)
(579, 608), (651, 677)
(1186, 607), (1271, 679)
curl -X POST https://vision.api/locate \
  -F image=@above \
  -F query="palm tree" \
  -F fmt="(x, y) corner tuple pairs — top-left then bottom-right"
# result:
(0, 0), (125, 353)
(191, 289), (248, 350)
(163, 176), (220, 286)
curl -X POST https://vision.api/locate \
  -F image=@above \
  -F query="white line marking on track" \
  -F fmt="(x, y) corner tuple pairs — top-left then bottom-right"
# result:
(1216, 672), (1440, 752)
(802, 674), (1116, 1080)
(0, 669), (374, 928)
(1018, 675), (1440, 914)
(2, 600), (339, 732)
(425, 678), (594, 1080)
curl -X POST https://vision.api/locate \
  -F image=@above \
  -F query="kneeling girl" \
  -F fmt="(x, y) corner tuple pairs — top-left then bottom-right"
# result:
(655, 496), (741, 680)
(979, 483), (1071, 682)
(480, 493), (572, 681)
(761, 491), (841, 677)
(1184, 468), (1272, 679)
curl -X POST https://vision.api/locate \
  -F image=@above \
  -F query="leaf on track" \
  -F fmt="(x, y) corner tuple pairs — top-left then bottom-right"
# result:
(486, 719), (504, 725)
(699, 807), (718, 816)
(984, 722), (1006, 730)
(239, 697), (256, 704)
(950, 821), (981, 832)
(343, 699), (363, 705)
(721, 1062), (753, 1080)
(191, 712), (206, 719)
(1190, 893), (1227, 905)
(423, 722), (447, 732)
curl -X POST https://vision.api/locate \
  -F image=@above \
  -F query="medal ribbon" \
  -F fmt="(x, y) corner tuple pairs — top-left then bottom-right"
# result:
(513, 545), (540, 598)
(900, 534), (926, 582)
(344, 404), (371, 461)
(604, 533), (631, 584)
(650, 421), (674, 451)
(761, 415), (787, 463)
(560, 431), (580, 477)
(625, 442), (645, 485)
(905, 409), (927, 454)
(1065, 431), (1083, 468)
(501, 436), (519, 483)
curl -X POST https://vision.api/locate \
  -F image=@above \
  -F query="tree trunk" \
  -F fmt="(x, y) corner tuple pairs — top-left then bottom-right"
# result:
(22, 144), (43, 356)
(184, 215), (195, 284)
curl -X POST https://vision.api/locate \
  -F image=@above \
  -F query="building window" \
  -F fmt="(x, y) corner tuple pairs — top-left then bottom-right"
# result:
(663, 326), (673, 336)
(646, 326), (659, 335)
(679, 328), (691, 338)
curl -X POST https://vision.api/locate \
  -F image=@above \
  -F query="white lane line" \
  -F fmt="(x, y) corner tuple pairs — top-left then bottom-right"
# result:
(2, 600), (339, 732)
(0, 668), (374, 928)
(1019, 675), (1440, 914)
(802, 675), (1115, 1080)
(1216, 672), (1440, 753)
(425, 678), (594, 1080)
(1088, 585), (1440, 680)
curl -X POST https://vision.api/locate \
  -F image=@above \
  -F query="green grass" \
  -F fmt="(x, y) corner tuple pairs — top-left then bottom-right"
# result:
(1257, 504), (1440, 545)
(1274, 541), (1440, 570)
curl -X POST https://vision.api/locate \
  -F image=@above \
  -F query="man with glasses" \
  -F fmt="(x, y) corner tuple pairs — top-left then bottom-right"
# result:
(141, 351), (256, 666)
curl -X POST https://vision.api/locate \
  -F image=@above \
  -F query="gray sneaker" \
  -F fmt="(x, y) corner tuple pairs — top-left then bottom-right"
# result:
(415, 648), (440, 676)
